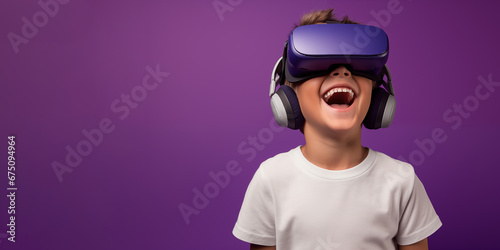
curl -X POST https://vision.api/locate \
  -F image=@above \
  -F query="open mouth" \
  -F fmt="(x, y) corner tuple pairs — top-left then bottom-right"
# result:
(323, 87), (355, 109)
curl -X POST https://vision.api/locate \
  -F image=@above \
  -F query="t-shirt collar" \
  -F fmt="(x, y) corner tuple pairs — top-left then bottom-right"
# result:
(292, 146), (376, 181)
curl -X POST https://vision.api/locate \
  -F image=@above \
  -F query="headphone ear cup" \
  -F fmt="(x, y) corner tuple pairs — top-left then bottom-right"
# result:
(270, 85), (304, 130)
(363, 87), (396, 129)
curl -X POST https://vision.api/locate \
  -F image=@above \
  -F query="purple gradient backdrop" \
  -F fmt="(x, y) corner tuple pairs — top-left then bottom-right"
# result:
(1, 0), (499, 249)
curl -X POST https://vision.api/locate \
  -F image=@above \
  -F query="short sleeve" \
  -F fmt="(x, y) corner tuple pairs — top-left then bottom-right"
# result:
(396, 175), (442, 245)
(233, 167), (276, 246)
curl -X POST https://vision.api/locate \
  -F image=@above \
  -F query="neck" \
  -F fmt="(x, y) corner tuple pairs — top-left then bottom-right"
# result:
(301, 124), (368, 171)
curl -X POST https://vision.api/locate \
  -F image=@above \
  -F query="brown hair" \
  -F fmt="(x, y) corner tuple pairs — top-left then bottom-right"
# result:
(285, 9), (359, 88)
(296, 8), (358, 27)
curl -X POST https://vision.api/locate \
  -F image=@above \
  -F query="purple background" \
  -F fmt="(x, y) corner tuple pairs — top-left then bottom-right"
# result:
(1, 0), (499, 249)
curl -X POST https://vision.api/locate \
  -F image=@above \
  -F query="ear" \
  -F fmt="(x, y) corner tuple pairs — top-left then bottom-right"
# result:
(284, 79), (294, 89)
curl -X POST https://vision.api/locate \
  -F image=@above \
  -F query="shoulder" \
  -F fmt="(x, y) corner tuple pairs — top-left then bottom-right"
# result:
(261, 147), (297, 167)
(256, 146), (301, 181)
(371, 149), (416, 189)
(373, 150), (415, 176)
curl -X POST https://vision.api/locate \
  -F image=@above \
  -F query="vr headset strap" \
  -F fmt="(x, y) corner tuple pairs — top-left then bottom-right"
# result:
(380, 65), (395, 96)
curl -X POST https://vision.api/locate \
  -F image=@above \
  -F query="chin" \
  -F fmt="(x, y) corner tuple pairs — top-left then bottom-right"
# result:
(318, 119), (363, 135)
(329, 124), (361, 133)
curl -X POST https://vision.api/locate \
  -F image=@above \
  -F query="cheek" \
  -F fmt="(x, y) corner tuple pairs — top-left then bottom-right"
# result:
(294, 91), (318, 124)
(358, 82), (374, 113)
(296, 87), (320, 113)
(361, 94), (372, 115)
(296, 91), (311, 117)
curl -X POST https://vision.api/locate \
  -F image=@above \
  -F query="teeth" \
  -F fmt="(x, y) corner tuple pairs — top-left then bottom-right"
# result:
(323, 87), (354, 101)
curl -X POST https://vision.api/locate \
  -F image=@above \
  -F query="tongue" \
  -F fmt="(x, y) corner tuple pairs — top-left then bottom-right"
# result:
(330, 104), (350, 109)
(332, 92), (352, 105)
(326, 92), (353, 109)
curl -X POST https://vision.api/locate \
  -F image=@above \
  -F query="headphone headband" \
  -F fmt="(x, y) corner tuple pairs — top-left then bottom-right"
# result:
(269, 57), (283, 97)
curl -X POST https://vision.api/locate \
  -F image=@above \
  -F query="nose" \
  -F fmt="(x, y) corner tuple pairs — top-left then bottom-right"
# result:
(329, 65), (351, 78)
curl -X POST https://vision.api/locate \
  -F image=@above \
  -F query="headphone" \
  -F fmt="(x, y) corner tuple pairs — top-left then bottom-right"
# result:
(269, 57), (396, 130)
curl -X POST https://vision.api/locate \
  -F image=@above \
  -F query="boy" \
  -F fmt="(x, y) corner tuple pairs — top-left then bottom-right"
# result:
(233, 9), (441, 250)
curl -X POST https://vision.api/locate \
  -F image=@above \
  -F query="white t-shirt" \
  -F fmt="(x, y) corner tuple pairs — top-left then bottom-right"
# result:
(233, 146), (442, 249)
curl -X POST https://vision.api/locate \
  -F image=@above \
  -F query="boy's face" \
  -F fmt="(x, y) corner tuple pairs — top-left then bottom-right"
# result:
(295, 65), (373, 134)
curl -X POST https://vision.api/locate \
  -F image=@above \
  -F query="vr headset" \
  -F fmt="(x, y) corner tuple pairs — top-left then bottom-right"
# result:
(270, 22), (395, 130)
(283, 23), (389, 83)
